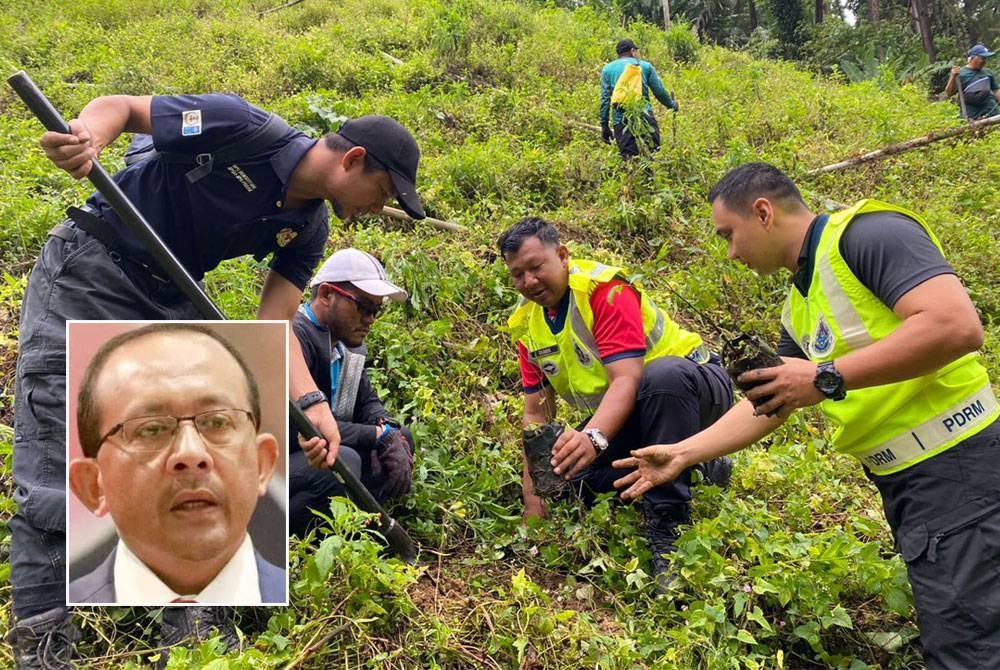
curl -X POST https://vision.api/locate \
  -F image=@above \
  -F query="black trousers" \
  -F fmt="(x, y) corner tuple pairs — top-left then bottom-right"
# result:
(868, 419), (1000, 669)
(288, 426), (415, 537)
(613, 111), (661, 159)
(572, 356), (733, 508)
(12, 224), (201, 619)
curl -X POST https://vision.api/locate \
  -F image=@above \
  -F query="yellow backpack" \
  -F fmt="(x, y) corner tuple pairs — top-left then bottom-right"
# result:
(610, 60), (643, 105)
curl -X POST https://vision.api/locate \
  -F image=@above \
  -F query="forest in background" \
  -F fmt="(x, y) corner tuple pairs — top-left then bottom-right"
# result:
(1, 0), (998, 667)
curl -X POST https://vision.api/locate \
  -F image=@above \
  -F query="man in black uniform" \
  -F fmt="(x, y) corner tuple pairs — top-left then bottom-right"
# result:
(291, 248), (415, 536)
(10, 92), (424, 668)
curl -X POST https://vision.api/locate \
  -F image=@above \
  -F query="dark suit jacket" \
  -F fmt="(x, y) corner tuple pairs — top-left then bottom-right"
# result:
(69, 545), (286, 604)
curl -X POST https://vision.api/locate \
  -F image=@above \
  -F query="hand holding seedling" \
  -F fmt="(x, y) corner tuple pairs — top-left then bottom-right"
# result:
(739, 357), (825, 418)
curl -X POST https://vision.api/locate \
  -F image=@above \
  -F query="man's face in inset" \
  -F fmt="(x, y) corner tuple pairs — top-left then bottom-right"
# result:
(74, 331), (277, 572)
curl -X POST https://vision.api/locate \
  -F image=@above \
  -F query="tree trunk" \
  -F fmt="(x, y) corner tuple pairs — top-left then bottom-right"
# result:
(815, 0), (823, 24)
(805, 115), (1000, 176)
(662, 0), (671, 29)
(866, 0), (878, 22)
(748, 0), (758, 30)
(909, 0), (936, 63)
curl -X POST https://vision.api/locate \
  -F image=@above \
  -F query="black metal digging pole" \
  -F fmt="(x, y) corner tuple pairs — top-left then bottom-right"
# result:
(8, 70), (418, 563)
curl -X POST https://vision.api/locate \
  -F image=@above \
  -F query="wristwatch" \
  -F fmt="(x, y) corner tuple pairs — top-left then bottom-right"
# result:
(583, 428), (609, 455)
(296, 391), (327, 411)
(813, 361), (846, 401)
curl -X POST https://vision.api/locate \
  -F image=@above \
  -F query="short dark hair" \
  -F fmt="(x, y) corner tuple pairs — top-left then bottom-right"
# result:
(497, 217), (561, 256)
(77, 324), (261, 458)
(323, 133), (381, 173)
(708, 163), (806, 213)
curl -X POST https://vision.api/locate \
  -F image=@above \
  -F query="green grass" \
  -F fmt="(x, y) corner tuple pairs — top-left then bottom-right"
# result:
(2, 0), (998, 667)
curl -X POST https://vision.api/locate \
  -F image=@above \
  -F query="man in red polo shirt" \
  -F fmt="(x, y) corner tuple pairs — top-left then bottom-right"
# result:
(499, 216), (733, 588)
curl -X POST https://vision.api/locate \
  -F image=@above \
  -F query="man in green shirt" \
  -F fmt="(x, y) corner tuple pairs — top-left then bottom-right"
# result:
(945, 44), (1000, 119)
(599, 39), (678, 159)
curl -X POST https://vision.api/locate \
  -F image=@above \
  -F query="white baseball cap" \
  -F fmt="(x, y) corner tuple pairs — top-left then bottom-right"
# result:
(309, 248), (408, 302)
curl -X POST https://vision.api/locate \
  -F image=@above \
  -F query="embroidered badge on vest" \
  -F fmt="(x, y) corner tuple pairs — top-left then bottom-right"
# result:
(276, 227), (298, 247)
(541, 361), (559, 376)
(574, 342), (593, 367)
(810, 315), (835, 358)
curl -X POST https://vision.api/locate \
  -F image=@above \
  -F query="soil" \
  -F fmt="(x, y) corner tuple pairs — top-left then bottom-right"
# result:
(722, 334), (783, 407)
(522, 423), (570, 498)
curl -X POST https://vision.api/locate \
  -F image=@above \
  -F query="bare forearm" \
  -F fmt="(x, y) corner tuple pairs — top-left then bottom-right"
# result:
(78, 95), (153, 151)
(836, 312), (982, 391)
(587, 376), (637, 438)
(945, 76), (958, 96)
(522, 388), (556, 427)
(675, 398), (784, 465)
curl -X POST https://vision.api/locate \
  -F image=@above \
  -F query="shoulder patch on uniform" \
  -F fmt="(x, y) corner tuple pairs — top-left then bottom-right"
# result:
(276, 227), (298, 247)
(181, 110), (202, 136)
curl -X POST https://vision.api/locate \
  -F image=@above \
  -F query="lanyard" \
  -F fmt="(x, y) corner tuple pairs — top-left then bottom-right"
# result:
(302, 303), (342, 401)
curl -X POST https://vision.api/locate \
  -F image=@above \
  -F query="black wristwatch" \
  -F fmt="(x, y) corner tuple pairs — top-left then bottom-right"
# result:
(813, 361), (846, 401)
(583, 428), (609, 455)
(296, 391), (327, 411)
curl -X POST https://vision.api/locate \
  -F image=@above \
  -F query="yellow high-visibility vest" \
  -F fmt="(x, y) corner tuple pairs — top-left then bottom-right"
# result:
(781, 199), (998, 474)
(508, 259), (701, 410)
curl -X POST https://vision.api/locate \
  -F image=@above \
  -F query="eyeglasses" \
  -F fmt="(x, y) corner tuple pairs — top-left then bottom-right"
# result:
(326, 283), (384, 318)
(98, 409), (257, 454)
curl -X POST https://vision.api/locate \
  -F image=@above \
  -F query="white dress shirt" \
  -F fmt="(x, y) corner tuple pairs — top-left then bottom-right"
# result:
(113, 534), (262, 605)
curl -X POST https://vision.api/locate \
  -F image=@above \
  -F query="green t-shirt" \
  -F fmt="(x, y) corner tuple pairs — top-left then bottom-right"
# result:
(958, 66), (999, 119)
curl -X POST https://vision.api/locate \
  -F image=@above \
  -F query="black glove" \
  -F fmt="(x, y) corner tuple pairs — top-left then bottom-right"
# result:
(601, 123), (612, 144)
(670, 98), (679, 112)
(375, 426), (413, 499)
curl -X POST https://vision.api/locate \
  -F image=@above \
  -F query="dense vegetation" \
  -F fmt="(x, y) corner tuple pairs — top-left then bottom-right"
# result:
(1, 0), (998, 668)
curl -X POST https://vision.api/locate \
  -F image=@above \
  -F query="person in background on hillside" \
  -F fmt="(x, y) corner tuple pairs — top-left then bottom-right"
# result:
(291, 248), (415, 537)
(9, 91), (424, 669)
(615, 163), (1000, 668)
(599, 38), (678, 160)
(945, 43), (1000, 119)
(498, 217), (734, 590)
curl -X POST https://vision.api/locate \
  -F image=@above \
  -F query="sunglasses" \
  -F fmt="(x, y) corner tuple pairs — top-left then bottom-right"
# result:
(326, 283), (384, 318)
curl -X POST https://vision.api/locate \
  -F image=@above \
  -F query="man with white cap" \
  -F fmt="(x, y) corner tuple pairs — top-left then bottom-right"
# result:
(945, 43), (1000, 119)
(290, 248), (415, 536)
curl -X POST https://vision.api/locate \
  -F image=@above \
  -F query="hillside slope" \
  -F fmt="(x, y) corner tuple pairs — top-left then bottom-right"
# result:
(1, 0), (997, 668)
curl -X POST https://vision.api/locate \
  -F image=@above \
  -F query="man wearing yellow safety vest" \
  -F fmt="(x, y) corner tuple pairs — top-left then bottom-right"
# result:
(498, 217), (734, 587)
(615, 163), (1000, 667)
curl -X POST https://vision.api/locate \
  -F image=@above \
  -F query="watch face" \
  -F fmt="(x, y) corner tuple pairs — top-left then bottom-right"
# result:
(817, 371), (839, 392)
(815, 366), (845, 399)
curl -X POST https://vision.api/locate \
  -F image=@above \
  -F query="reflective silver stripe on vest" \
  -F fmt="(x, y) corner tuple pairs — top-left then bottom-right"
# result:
(646, 308), (665, 350)
(333, 348), (366, 422)
(857, 384), (999, 473)
(568, 293), (602, 363)
(816, 254), (874, 351)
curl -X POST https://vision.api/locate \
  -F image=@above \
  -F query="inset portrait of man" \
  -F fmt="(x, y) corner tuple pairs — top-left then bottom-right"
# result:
(65, 321), (288, 606)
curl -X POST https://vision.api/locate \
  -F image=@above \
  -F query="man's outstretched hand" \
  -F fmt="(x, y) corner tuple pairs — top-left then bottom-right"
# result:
(612, 444), (688, 501)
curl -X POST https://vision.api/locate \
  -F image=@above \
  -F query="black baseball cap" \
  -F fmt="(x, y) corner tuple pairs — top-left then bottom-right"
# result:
(338, 115), (425, 220)
(616, 39), (638, 55)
